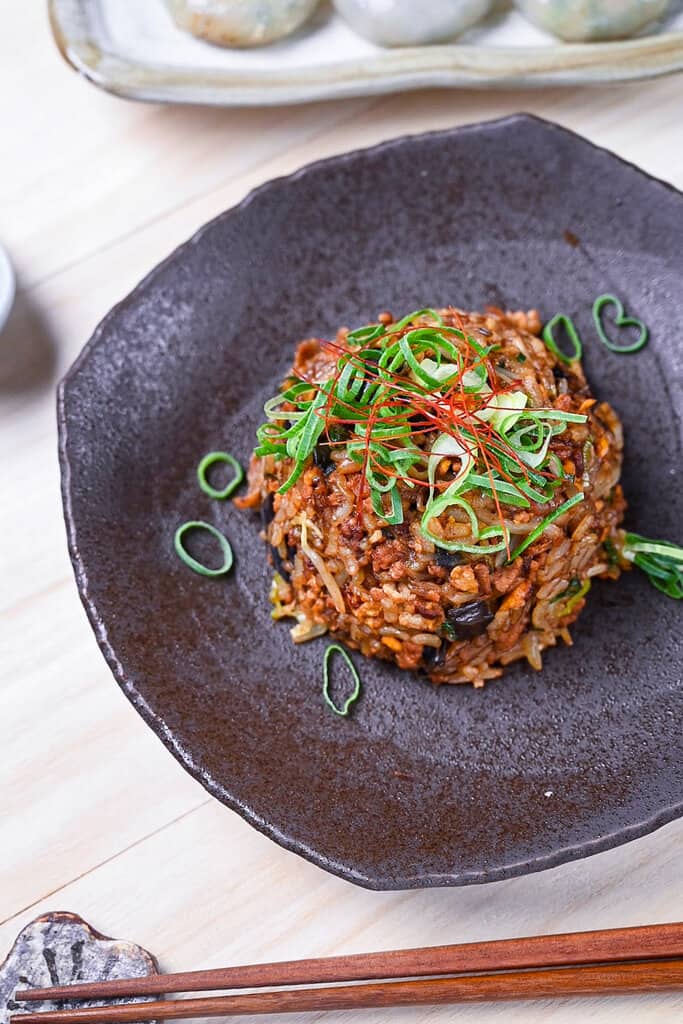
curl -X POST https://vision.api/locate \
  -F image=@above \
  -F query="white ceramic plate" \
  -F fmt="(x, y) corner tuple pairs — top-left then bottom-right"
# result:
(50, 0), (683, 106)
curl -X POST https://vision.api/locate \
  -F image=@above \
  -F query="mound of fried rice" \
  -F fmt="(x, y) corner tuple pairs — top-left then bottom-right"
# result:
(237, 307), (626, 686)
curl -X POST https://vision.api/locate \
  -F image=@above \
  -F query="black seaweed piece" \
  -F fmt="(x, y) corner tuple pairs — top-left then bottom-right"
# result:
(421, 643), (447, 669)
(270, 547), (290, 581)
(444, 601), (494, 639)
(261, 491), (275, 528)
(435, 548), (464, 569)
(312, 442), (336, 476)
(261, 492), (291, 580)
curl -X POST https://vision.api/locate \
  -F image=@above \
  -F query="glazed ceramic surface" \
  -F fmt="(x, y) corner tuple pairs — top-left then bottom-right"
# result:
(0, 244), (15, 334)
(49, 0), (683, 105)
(59, 116), (683, 889)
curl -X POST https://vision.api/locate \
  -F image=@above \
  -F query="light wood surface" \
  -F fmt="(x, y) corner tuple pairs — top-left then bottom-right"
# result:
(1, 7), (682, 1023)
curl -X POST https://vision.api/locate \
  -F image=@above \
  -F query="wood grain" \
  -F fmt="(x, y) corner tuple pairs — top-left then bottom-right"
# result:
(1, 7), (683, 1024)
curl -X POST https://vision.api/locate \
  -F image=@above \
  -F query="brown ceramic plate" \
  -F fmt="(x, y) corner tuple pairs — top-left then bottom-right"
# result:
(59, 115), (683, 889)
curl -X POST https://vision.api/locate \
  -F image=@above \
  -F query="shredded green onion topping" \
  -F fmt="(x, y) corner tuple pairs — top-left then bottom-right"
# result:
(323, 644), (361, 716)
(593, 294), (649, 354)
(622, 532), (683, 599)
(507, 493), (586, 563)
(255, 308), (589, 559)
(197, 451), (244, 500)
(552, 577), (591, 615)
(174, 520), (234, 577)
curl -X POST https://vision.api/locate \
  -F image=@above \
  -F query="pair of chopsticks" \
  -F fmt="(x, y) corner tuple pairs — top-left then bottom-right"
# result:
(12, 923), (683, 1021)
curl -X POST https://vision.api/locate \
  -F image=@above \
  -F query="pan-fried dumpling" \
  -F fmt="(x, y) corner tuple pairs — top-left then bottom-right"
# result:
(515, 0), (668, 42)
(332, 0), (494, 46)
(167, 0), (321, 47)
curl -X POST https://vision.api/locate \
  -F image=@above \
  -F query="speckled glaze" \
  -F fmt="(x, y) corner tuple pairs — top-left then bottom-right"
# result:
(59, 116), (683, 890)
(2, 913), (158, 1018)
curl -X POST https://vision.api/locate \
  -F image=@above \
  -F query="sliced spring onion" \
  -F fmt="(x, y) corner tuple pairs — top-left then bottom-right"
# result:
(515, 421), (553, 470)
(263, 381), (313, 421)
(465, 473), (531, 509)
(553, 577), (591, 614)
(398, 329), (461, 387)
(323, 644), (361, 716)
(371, 484), (404, 525)
(622, 532), (683, 599)
(174, 521), (233, 577)
(475, 391), (528, 434)
(543, 313), (583, 364)
(197, 451), (244, 500)
(564, 578), (591, 614)
(391, 307), (443, 331)
(517, 476), (564, 505)
(347, 323), (386, 344)
(508, 415), (546, 454)
(551, 577), (582, 603)
(427, 433), (475, 500)
(336, 355), (367, 403)
(421, 487), (509, 554)
(280, 386), (331, 492)
(255, 307), (596, 556)
(592, 294), (649, 354)
(507, 492), (586, 562)
(418, 356), (461, 384)
(523, 409), (587, 424)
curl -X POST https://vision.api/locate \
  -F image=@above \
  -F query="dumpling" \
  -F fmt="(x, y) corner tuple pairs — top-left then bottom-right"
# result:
(515, 0), (669, 42)
(332, 0), (494, 47)
(166, 0), (321, 47)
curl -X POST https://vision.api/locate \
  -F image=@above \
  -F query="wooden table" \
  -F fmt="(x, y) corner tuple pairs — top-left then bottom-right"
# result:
(2, 7), (682, 1022)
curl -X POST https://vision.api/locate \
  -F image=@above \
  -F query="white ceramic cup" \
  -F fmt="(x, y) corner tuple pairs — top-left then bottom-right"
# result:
(0, 243), (15, 333)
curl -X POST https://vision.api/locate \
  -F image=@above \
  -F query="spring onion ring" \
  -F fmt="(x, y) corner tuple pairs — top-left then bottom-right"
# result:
(197, 451), (244, 500)
(542, 313), (583, 364)
(323, 643), (361, 716)
(174, 520), (233, 577)
(592, 294), (649, 354)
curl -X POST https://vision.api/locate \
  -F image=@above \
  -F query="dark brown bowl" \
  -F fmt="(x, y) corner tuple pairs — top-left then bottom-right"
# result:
(59, 115), (683, 889)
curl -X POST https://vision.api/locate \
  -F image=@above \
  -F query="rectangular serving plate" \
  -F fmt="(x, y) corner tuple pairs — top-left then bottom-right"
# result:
(50, 0), (683, 106)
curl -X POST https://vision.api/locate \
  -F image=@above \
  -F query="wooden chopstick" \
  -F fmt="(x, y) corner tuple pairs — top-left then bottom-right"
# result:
(15, 922), (683, 1002)
(11, 961), (683, 1022)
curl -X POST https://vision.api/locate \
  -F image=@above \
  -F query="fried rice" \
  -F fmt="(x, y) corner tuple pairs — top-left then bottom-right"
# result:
(237, 306), (627, 686)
